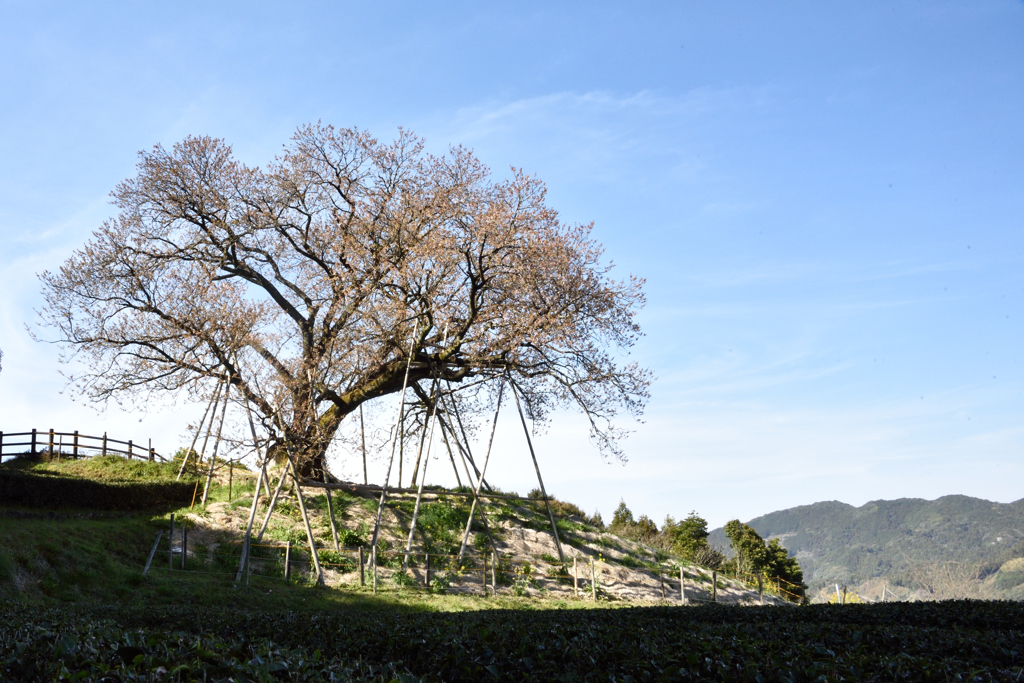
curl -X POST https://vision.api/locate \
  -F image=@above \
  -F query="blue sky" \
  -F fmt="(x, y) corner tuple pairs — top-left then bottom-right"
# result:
(1, 1), (1021, 528)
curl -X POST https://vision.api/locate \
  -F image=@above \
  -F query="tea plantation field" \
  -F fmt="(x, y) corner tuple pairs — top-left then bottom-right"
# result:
(3, 600), (1022, 681)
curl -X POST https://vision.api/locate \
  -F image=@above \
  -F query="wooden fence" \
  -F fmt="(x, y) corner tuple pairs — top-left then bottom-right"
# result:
(0, 429), (166, 462)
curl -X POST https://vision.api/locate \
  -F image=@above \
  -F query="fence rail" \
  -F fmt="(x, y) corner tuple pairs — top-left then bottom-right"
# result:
(0, 429), (166, 462)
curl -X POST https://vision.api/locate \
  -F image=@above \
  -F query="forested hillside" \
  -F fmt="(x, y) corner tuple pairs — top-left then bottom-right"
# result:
(709, 495), (1024, 601)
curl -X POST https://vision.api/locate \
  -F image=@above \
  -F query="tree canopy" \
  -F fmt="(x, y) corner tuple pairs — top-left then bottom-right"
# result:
(38, 123), (650, 478)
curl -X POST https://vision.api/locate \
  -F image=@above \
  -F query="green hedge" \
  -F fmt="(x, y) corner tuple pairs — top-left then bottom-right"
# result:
(0, 469), (195, 511)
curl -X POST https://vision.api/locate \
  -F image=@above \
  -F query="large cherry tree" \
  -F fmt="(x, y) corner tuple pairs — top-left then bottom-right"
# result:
(39, 123), (650, 479)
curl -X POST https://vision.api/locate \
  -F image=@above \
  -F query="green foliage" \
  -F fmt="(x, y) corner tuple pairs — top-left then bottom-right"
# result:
(724, 520), (806, 598)
(663, 511), (711, 558)
(609, 500), (658, 544)
(995, 558), (1024, 591)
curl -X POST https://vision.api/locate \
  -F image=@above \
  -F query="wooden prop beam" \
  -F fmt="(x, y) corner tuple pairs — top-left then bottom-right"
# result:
(510, 381), (565, 563)
(457, 381), (504, 566)
(201, 375), (232, 505)
(177, 376), (222, 480)
(403, 380), (441, 570)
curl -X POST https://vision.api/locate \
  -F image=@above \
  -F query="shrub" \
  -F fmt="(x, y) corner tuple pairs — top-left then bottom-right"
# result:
(0, 468), (195, 511)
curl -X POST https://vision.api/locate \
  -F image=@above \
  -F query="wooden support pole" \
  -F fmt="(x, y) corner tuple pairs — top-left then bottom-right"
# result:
(360, 404), (368, 486)
(712, 571), (718, 602)
(168, 514), (175, 570)
(178, 379), (222, 480)
(143, 531), (163, 576)
(359, 546), (365, 586)
(482, 552), (487, 596)
(369, 329), (418, 585)
(326, 489), (340, 551)
(492, 549), (497, 596)
(284, 542), (291, 582)
(457, 381), (504, 565)
(573, 555), (579, 597)
(255, 468), (290, 542)
(201, 378), (231, 505)
(234, 409), (270, 583)
(404, 379), (442, 570)
(510, 382), (565, 563)
(280, 439), (323, 586)
(591, 558), (597, 601)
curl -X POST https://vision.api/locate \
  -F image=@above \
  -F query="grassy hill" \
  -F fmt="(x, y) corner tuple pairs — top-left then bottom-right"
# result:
(0, 452), (781, 609)
(709, 495), (1024, 602)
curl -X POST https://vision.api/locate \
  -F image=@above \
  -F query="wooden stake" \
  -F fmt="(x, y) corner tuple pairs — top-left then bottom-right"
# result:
(712, 571), (718, 602)
(359, 546), (365, 586)
(101, 431), (106, 456)
(372, 547), (378, 594)
(228, 460), (233, 501)
(660, 565), (665, 599)
(510, 382), (565, 563)
(168, 514), (175, 570)
(190, 482), (199, 510)
(326, 489), (340, 551)
(73, 430), (79, 457)
(284, 542), (291, 582)
(48, 429), (54, 458)
(425, 553), (431, 588)
(143, 531), (163, 576)
(181, 524), (187, 569)
(591, 558), (597, 601)
(482, 552), (487, 596)
(573, 555), (578, 597)
(491, 549), (497, 596)
(680, 567), (687, 604)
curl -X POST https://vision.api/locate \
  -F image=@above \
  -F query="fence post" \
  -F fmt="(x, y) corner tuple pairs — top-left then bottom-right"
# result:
(181, 524), (188, 570)
(284, 541), (291, 582)
(573, 555), (579, 597)
(492, 550), (497, 596)
(102, 432), (107, 456)
(659, 565), (665, 599)
(48, 429), (55, 458)
(149, 438), (154, 462)
(168, 514), (175, 570)
(73, 431), (79, 457)
(228, 461), (233, 501)
(128, 439), (133, 459)
(591, 558), (597, 601)
(758, 574), (763, 605)
(0, 431), (4, 457)
(680, 567), (687, 604)
(31, 428), (37, 455)
(359, 546), (365, 586)
(841, 585), (847, 605)
(425, 553), (431, 588)
(712, 571), (717, 602)
(481, 552), (487, 596)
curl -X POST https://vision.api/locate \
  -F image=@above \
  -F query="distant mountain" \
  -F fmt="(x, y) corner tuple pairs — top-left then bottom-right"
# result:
(709, 495), (1024, 602)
